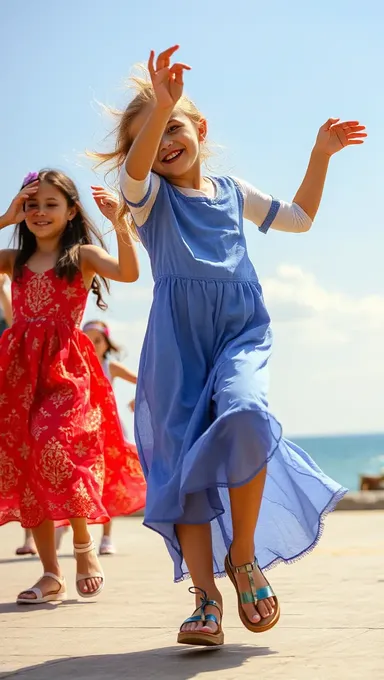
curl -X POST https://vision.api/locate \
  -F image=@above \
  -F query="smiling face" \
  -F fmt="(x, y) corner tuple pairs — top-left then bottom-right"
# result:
(24, 180), (77, 241)
(130, 105), (207, 183)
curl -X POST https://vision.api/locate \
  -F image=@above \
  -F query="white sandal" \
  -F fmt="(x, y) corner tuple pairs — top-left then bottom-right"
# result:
(99, 536), (116, 556)
(16, 572), (67, 605)
(74, 538), (104, 599)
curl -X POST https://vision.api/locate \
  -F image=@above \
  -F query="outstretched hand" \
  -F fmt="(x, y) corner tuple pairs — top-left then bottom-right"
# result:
(148, 45), (191, 109)
(91, 186), (120, 223)
(315, 119), (367, 157)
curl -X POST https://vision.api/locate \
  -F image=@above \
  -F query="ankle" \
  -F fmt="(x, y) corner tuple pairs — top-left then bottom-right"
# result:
(73, 534), (92, 548)
(41, 561), (61, 576)
(230, 540), (255, 565)
(193, 584), (222, 608)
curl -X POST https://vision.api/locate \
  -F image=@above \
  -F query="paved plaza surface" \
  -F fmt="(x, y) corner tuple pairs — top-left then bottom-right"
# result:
(0, 511), (383, 679)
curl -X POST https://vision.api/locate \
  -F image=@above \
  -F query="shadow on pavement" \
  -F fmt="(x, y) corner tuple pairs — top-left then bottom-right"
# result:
(0, 644), (276, 679)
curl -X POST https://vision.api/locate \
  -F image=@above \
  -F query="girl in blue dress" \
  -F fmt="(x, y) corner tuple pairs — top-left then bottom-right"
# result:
(95, 45), (366, 646)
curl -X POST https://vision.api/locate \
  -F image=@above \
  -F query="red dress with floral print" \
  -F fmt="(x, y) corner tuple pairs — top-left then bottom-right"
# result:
(0, 266), (146, 528)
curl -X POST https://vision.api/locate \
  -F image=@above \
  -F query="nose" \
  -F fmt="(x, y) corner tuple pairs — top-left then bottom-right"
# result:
(160, 133), (173, 153)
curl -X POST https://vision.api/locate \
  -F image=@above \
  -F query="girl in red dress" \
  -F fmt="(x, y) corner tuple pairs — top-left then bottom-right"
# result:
(0, 169), (140, 604)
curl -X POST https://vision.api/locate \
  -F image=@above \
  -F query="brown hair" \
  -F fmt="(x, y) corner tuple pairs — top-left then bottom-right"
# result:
(14, 169), (109, 309)
(83, 319), (120, 358)
(91, 72), (209, 238)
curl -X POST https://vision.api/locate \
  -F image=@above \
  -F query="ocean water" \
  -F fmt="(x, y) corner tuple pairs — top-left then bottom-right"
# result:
(294, 433), (384, 491)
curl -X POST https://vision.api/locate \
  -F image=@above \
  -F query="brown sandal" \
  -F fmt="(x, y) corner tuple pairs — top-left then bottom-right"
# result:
(177, 587), (224, 647)
(225, 551), (280, 633)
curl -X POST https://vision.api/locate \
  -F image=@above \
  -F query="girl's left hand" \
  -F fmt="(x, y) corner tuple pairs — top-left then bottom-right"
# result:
(91, 186), (119, 222)
(314, 119), (367, 157)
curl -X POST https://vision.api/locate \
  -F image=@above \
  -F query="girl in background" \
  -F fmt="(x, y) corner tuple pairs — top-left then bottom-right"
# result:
(83, 188), (145, 556)
(83, 318), (139, 555)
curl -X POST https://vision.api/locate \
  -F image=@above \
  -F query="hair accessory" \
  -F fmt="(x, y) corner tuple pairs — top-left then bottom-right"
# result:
(22, 171), (39, 187)
(83, 321), (110, 338)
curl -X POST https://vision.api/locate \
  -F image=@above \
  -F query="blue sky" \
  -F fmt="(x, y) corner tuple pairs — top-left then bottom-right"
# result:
(1, 0), (383, 436)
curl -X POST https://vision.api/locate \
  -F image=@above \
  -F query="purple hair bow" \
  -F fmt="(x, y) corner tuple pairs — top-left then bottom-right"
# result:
(22, 171), (39, 187)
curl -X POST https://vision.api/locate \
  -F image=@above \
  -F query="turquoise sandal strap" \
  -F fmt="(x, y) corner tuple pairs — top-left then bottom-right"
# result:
(204, 614), (219, 625)
(182, 614), (204, 625)
(229, 551), (275, 605)
(240, 585), (275, 604)
(181, 587), (222, 629)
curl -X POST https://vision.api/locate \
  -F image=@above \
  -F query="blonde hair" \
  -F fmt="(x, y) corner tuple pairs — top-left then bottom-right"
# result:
(91, 72), (210, 239)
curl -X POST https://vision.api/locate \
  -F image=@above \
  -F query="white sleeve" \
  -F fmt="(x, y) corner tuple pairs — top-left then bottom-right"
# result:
(233, 177), (312, 234)
(119, 165), (160, 227)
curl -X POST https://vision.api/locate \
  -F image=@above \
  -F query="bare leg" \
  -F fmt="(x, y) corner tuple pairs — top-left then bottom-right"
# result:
(99, 520), (116, 555)
(70, 518), (103, 595)
(229, 466), (275, 622)
(177, 523), (222, 634)
(17, 520), (61, 600)
(102, 521), (112, 538)
(16, 528), (37, 556)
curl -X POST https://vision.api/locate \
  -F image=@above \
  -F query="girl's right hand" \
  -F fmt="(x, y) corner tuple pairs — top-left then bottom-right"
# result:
(0, 181), (39, 229)
(0, 273), (8, 290)
(148, 45), (191, 110)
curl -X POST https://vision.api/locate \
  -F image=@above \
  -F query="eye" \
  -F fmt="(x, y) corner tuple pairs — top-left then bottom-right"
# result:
(168, 124), (180, 134)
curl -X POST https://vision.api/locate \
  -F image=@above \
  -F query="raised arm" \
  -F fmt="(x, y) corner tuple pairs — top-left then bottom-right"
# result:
(81, 187), (139, 283)
(0, 181), (39, 275)
(109, 361), (137, 385)
(239, 118), (366, 234)
(292, 118), (366, 220)
(125, 46), (190, 182)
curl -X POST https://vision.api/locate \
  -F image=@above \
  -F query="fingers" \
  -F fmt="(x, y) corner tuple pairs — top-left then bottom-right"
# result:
(19, 182), (39, 200)
(148, 50), (155, 79)
(169, 62), (191, 85)
(345, 139), (366, 145)
(91, 187), (118, 202)
(148, 45), (190, 81)
(331, 121), (367, 145)
(156, 45), (179, 71)
(322, 118), (340, 131)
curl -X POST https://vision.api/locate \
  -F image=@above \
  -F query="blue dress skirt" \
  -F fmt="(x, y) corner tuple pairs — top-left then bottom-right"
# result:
(129, 174), (347, 582)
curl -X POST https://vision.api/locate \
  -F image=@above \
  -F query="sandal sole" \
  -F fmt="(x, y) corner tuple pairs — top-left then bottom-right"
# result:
(16, 593), (67, 605)
(177, 631), (224, 646)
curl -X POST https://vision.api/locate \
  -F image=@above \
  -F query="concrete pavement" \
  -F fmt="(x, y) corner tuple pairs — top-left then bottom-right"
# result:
(0, 511), (383, 679)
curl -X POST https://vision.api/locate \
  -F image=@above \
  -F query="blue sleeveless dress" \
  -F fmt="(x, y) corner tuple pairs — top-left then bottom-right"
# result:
(129, 175), (347, 582)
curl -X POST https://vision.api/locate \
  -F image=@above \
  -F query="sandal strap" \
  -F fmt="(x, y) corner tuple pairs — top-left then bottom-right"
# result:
(76, 571), (103, 582)
(240, 584), (275, 604)
(181, 587), (222, 628)
(229, 551), (275, 605)
(43, 572), (65, 586)
(73, 539), (95, 555)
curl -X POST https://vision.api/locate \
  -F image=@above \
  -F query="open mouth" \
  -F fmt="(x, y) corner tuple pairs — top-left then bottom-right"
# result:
(33, 221), (52, 226)
(162, 149), (184, 164)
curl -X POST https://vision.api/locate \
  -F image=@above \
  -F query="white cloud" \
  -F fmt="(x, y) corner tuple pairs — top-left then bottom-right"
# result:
(262, 266), (384, 435)
(83, 267), (384, 436)
(263, 265), (384, 344)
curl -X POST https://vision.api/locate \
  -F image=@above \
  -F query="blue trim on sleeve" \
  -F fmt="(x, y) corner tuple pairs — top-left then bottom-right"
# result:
(258, 198), (280, 234)
(121, 176), (153, 208)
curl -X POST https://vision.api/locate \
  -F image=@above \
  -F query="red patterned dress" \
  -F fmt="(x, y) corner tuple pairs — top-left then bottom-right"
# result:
(0, 266), (146, 528)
